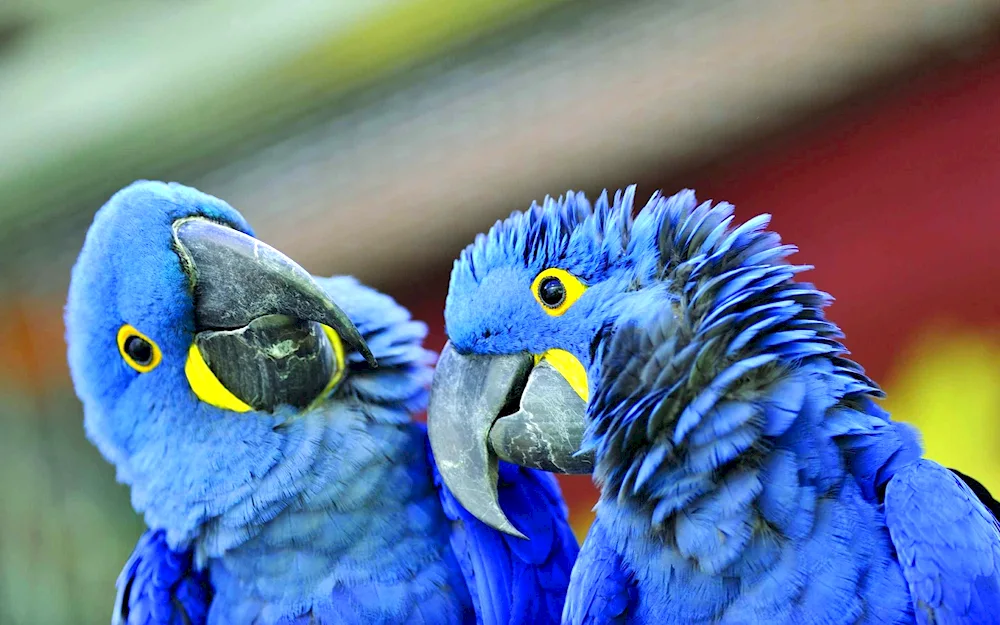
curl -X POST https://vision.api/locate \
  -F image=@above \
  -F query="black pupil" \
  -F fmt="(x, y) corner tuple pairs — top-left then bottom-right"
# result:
(125, 336), (153, 365)
(539, 277), (566, 308)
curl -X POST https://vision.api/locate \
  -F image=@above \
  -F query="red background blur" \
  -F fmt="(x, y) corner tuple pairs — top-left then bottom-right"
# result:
(401, 47), (1000, 534)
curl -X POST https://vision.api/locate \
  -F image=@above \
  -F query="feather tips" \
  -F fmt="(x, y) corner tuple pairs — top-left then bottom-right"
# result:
(885, 460), (1000, 624)
(452, 187), (635, 287)
(434, 456), (578, 625)
(113, 530), (212, 625)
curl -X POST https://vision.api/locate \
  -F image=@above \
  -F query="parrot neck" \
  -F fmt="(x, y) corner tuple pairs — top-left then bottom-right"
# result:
(198, 411), (470, 622)
(592, 359), (921, 622)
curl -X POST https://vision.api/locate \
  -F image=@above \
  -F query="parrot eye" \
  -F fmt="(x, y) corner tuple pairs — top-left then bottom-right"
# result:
(117, 324), (162, 373)
(126, 337), (153, 364)
(531, 268), (587, 317)
(538, 277), (566, 308)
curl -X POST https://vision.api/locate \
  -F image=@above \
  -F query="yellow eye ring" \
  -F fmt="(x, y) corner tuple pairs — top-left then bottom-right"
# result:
(531, 268), (587, 317)
(117, 324), (162, 373)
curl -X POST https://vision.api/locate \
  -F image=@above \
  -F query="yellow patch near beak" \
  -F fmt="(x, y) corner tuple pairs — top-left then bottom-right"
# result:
(184, 324), (348, 414)
(309, 325), (347, 409)
(534, 349), (589, 402)
(185, 344), (252, 413)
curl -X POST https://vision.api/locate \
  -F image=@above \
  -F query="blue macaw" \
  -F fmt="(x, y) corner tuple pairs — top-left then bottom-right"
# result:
(65, 181), (578, 625)
(427, 185), (1000, 624)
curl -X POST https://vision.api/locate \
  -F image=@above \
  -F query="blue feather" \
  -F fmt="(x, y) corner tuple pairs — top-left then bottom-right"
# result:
(434, 457), (578, 625)
(686, 423), (759, 473)
(761, 377), (807, 437)
(673, 354), (778, 445)
(726, 315), (784, 356)
(633, 444), (669, 494)
(688, 402), (760, 446)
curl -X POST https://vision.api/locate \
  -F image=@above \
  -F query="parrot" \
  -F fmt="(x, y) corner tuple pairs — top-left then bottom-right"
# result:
(426, 185), (1000, 624)
(64, 181), (579, 625)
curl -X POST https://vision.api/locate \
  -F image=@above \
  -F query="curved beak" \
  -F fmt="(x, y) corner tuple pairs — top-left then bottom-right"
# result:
(427, 341), (593, 537)
(173, 217), (375, 412)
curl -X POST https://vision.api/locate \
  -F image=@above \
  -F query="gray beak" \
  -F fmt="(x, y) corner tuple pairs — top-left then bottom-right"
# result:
(172, 217), (376, 411)
(427, 341), (593, 537)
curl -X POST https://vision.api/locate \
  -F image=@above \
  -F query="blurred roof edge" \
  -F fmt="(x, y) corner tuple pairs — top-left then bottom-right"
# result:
(0, 0), (572, 262)
(233, 0), (1000, 285)
(2, 0), (1000, 293)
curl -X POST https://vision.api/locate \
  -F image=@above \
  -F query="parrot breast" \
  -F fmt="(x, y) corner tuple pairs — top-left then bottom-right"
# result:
(200, 410), (470, 624)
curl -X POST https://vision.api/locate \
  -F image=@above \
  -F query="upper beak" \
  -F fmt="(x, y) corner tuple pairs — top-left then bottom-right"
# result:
(427, 341), (594, 537)
(173, 217), (376, 412)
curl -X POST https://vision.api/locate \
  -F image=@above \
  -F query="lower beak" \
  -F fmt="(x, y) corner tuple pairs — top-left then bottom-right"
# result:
(173, 217), (375, 412)
(427, 341), (593, 537)
(192, 315), (339, 412)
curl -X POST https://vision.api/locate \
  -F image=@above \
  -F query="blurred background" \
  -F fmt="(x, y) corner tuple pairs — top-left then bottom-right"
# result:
(2, 0), (1000, 622)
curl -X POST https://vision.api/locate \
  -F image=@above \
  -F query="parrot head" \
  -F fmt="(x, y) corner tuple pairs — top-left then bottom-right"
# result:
(429, 187), (640, 535)
(66, 181), (378, 541)
(429, 185), (868, 536)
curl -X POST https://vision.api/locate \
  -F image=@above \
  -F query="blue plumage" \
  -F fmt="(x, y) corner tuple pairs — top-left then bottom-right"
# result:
(114, 530), (212, 625)
(66, 181), (577, 624)
(443, 185), (1000, 624)
(886, 460), (1000, 624)
(436, 460), (578, 625)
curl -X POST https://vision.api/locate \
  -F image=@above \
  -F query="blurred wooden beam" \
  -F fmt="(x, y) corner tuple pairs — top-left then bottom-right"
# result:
(3, 0), (1000, 295)
(0, 0), (574, 251)
(196, 0), (1000, 285)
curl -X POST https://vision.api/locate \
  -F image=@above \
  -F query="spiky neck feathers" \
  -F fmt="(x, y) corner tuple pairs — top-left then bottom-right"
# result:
(584, 190), (885, 504)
